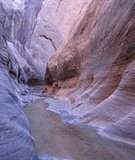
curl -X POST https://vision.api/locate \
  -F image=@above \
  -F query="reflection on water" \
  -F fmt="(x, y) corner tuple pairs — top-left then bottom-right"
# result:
(39, 156), (73, 160)
(23, 99), (135, 160)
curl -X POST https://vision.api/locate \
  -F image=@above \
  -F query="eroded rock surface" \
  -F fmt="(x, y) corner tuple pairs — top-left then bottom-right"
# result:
(0, 65), (38, 160)
(0, 0), (92, 159)
(0, 0), (44, 87)
(45, 0), (135, 144)
(0, 1), (39, 159)
(1, 0), (90, 86)
(1, 0), (135, 159)
(27, 0), (90, 78)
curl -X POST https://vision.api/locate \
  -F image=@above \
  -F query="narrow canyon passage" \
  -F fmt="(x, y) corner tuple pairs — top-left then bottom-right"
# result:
(23, 95), (135, 160)
(0, 0), (135, 159)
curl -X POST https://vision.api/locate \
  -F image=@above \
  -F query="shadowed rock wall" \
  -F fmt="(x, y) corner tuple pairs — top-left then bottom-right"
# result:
(0, 0), (91, 159)
(0, 0), (44, 87)
(0, 0), (135, 158)
(45, 0), (135, 144)
(0, 1), (40, 159)
(1, 0), (90, 86)
(0, 66), (38, 160)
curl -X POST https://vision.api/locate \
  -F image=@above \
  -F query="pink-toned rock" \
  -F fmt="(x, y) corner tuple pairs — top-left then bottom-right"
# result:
(27, 0), (90, 77)
(45, 0), (135, 143)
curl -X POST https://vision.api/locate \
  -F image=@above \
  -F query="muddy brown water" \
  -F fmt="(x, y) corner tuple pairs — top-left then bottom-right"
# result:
(23, 99), (135, 160)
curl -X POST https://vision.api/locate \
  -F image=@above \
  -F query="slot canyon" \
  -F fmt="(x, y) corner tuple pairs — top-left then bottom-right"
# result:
(0, 0), (135, 160)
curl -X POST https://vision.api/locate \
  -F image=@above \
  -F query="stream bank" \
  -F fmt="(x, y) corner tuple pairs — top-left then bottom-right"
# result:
(23, 96), (135, 160)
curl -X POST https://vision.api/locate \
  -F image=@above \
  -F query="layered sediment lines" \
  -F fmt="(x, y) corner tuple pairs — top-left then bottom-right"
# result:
(0, 0), (135, 159)
(0, 0), (91, 159)
(0, 1), (39, 159)
(45, 0), (135, 143)
(0, 65), (38, 160)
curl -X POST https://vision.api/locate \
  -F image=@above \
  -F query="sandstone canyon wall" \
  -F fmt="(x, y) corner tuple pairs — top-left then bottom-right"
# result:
(0, 0), (90, 159)
(0, 1), (40, 159)
(27, 0), (90, 80)
(1, 0), (90, 86)
(45, 0), (135, 144)
(0, 0), (135, 159)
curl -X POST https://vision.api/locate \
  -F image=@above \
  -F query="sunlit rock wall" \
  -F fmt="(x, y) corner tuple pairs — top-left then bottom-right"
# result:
(1, 0), (90, 85)
(45, 0), (135, 144)
(27, 0), (90, 78)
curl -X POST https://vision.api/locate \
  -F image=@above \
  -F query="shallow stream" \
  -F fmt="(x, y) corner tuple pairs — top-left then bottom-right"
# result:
(23, 97), (135, 160)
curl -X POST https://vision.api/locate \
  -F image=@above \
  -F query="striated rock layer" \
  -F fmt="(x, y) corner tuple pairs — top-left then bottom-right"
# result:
(0, 0), (91, 159)
(0, 0), (135, 159)
(0, 1), (39, 159)
(0, 0), (90, 86)
(27, 0), (90, 80)
(45, 0), (135, 144)
(0, 65), (38, 160)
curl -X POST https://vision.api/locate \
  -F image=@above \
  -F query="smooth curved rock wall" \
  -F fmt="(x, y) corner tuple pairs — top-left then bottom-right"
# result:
(0, 0), (92, 159)
(45, 0), (135, 144)
(27, 0), (90, 77)
(1, 0), (90, 85)
(0, 65), (38, 160)
(0, 0), (44, 86)
(0, 1), (40, 159)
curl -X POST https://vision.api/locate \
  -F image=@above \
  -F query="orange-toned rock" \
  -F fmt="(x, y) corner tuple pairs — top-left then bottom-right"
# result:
(45, 0), (135, 143)
(27, 0), (90, 77)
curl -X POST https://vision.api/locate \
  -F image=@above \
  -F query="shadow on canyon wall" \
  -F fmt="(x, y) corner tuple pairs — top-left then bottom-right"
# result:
(0, 0), (135, 159)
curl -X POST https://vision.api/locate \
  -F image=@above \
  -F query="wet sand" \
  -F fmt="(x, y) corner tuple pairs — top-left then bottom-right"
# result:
(23, 99), (135, 160)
